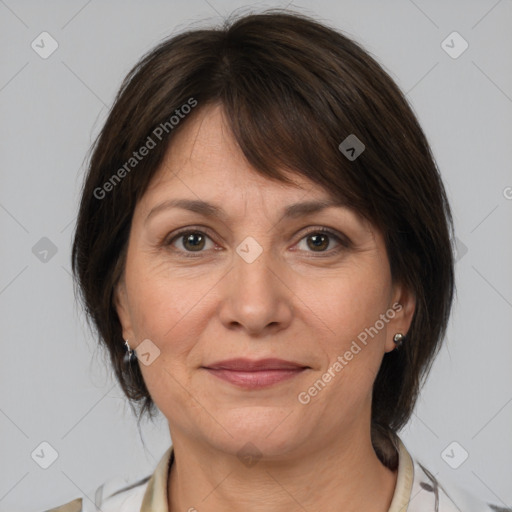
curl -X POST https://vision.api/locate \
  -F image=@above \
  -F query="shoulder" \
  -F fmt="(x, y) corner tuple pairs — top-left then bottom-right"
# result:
(42, 444), (173, 512)
(42, 474), (151, 512)
(410, 457), (511, 512)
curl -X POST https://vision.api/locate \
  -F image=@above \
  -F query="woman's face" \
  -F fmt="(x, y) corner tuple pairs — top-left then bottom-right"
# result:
(115, 104), (414, 459)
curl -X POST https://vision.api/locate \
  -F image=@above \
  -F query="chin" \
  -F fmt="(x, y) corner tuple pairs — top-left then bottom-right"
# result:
(208, 410), (306, 458)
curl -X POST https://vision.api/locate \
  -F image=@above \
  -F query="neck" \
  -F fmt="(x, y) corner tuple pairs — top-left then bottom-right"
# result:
(167, 427), (398, 512)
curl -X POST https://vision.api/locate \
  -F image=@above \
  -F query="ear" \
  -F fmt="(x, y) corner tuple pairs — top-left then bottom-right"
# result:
(384, 282), (416, 353)
(114, 279), (135, 342)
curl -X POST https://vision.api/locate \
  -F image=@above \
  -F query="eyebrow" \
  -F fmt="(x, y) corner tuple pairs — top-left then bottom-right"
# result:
(145, 198), (348, 224)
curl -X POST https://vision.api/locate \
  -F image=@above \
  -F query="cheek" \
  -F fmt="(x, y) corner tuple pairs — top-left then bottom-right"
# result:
(124, 251), (217, 357)
(306, 264), (392, 344)
(303, 264), (392, 394)
(124, 259), (212, 414)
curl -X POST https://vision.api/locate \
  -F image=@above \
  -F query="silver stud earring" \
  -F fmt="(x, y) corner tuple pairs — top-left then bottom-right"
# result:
(123, 340), (137, 365)
(393, 333), (405, 349)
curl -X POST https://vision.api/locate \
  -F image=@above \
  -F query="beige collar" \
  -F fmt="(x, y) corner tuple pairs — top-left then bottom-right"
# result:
(388, 437), (415, 511)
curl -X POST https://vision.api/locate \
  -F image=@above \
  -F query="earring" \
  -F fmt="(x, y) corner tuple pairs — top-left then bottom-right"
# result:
(393, 333), (405, 350)
(123, 340), (137, 365)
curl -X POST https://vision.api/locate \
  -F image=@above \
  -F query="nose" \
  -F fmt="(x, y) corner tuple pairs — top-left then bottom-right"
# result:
(217, 246), (294, 336)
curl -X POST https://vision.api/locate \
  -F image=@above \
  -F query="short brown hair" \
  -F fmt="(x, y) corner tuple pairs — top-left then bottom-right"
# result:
(72, 10), (454, 468)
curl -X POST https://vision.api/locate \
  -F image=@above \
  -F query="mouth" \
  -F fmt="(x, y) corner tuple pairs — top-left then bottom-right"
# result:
(202, 358), (310, 389)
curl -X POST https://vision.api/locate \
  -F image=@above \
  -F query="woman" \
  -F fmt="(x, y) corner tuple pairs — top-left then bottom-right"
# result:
(47, 10), (507, 512)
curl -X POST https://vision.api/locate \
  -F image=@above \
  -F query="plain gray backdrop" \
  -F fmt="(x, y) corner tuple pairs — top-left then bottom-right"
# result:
(1, 0), (511, 510)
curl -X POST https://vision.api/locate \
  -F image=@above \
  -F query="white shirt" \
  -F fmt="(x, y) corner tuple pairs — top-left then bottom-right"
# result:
(44, 437), (508, 511)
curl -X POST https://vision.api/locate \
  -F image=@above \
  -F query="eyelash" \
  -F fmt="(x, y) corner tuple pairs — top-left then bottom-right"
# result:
(163, 226), (350, 259)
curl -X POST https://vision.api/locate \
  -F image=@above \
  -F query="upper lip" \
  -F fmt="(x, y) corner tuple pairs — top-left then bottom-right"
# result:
(203, 358), (309, 371)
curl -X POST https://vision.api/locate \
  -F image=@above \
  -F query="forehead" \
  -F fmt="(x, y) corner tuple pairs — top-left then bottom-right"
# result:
(145, 103), (321, 199)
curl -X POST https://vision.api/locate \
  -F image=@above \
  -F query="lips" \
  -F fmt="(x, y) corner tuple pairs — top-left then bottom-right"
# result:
(203, 358), (309, 371)
(202, 358), (309, 389)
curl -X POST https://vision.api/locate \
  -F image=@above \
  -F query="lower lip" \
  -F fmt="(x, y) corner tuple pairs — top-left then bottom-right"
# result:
(204, 368), (307, 389)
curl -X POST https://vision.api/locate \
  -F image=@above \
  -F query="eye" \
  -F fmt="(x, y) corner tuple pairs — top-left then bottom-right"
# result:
(295, 228), (347, 255)
(164, 226), (349, 257)
(167, 229), (216, 254)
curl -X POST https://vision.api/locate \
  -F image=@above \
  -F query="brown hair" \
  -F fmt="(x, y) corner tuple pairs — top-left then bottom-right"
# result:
(72, 10), (454, 468)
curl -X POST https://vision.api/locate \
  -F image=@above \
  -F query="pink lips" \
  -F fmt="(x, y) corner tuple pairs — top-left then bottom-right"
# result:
(202, 358), (309, 389)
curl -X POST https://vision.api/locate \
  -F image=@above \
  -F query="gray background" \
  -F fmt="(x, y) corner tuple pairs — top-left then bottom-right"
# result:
(1, 0), (511, 510)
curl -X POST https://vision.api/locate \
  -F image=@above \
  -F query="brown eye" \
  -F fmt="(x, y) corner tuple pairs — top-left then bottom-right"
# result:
(167, 230), (215, 253)
(306, 233), (330, 251)
(182, 232), (206, 251)
(295, 228), (347, 255)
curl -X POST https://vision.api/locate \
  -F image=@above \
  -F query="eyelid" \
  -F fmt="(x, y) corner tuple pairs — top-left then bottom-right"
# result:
(297, 226), (350, 245)
(164, 225), (215, 241)
(163, 225), (218, 249)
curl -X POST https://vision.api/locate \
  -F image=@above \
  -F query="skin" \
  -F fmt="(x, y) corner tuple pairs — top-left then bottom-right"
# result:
(115, 104), (416, 512)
